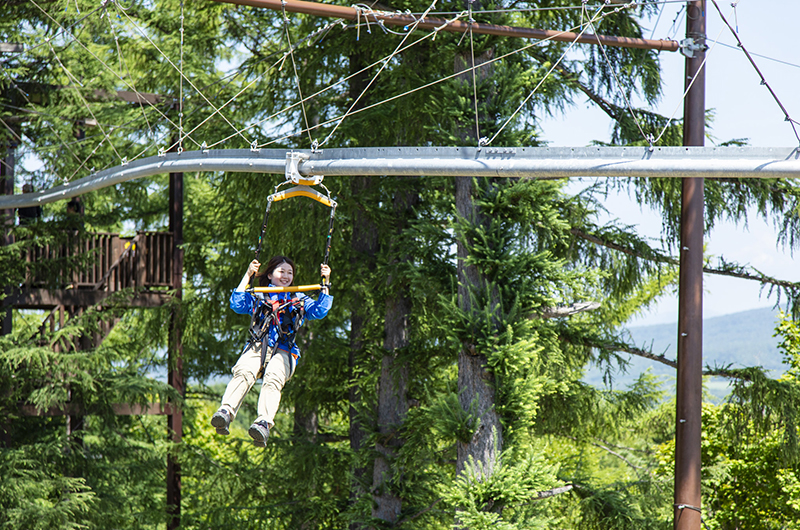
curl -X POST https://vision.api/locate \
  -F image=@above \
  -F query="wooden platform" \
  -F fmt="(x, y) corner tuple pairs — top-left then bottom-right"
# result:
(6, 231), (173, 310)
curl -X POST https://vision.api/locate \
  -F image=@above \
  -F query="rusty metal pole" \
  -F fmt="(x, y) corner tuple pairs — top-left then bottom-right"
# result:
(167, 142), (184, 530)
(674, 2), (706, 530)
(212, 0), (680, 52)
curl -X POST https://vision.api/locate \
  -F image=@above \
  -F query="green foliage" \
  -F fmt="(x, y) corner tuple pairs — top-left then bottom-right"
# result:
(442, 448), (564, 530)
(4, 1), (800, 529)
(0, 447), (96, 530)
(652, 314), (800, 529)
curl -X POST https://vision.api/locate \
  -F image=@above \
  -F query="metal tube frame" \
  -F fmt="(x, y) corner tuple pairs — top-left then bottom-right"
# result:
(2, 146), (799, 210)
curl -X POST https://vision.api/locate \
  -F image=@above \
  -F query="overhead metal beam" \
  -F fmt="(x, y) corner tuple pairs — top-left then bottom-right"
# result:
(213, 0), (680, 52)
(1, 146), (798, 209)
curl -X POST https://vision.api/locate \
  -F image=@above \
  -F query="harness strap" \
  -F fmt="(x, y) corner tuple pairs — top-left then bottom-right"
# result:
(248, 291), (307, 349)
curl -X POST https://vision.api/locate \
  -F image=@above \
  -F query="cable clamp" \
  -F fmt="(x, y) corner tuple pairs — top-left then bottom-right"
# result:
(675, 503), (702, 513)
(679, 38), (708, 58)
(286, 151), (324, 185)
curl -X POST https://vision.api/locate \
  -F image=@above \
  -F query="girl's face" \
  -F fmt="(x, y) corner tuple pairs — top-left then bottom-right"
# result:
(268, 262), (294, 286)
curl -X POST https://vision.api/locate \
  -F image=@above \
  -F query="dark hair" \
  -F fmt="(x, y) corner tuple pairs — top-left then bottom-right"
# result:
(258, 255), (295, 287)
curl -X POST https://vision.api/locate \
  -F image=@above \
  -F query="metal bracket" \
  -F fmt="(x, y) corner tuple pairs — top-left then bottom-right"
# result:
(679, 37), (708, 58)
(285, 151), (324, 185)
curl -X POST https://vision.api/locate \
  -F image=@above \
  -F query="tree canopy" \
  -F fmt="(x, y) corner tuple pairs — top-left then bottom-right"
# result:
(2, 1), (800, 529)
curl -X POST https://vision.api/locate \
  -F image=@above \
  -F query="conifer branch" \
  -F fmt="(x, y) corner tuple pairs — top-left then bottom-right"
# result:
(580, 338), (678, 370)
(579, 339), (770, 381)
(571, 228), (677, 265)
(587, 440), (641, 470)
(564, 436), (645, 471)
(542, 301), (601, 318)
(701, 367), (756, 381)
(535, 485), (574, 499)
(395, 498), (443, 527)
(571, 228), (800, 291)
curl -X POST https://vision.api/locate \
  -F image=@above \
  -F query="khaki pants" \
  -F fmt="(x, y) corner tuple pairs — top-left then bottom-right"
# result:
(220, 341), (297, 427)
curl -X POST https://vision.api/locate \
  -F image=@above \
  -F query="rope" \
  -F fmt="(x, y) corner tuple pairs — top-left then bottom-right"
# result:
(486, 4), (611, 146)
(15, 3), (104, 57)
(259, 15), (620, 147)
(405, 0), (688, 17)
(709, 0), (800, 146)
(179, 0), (185, 152)
(45, 39), (125, 163)
(648, 1), (665, 40)
(244, 14), (468, 149)
(114, 1), (253, 146)
(29, 0), (197, 154)
(316, 0), (441, 149)
(0, 73), (84, 167)
(467, 0), (481, 146)
(651, 15), (729, 145)
(588, 1), (653, 147)
(280, 0), (315, 147)
(102, 3), (154, 138)
(204, 21), (342, 150)
(66, 136), (108, 183)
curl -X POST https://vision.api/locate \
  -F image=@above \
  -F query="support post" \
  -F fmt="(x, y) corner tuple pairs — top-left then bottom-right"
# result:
(167, 165), (184, 530)
(1, 144), (15, 336)
(674, 2), (706, 530)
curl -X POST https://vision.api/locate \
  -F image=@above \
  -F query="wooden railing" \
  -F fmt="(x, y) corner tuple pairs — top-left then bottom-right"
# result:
(24, 231), (173, 292)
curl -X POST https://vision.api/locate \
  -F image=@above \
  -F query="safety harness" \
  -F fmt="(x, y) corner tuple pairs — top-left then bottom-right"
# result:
(247, 291), (306, 375)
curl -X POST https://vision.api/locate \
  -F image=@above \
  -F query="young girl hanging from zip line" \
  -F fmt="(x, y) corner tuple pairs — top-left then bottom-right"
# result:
(211, 256), (332, 446)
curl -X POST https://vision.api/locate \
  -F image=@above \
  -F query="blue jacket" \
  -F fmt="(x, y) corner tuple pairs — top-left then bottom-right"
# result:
(230, 287), (333, 357)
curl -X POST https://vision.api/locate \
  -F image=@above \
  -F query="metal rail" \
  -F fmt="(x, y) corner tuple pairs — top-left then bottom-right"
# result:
(3, 146), (799, 209)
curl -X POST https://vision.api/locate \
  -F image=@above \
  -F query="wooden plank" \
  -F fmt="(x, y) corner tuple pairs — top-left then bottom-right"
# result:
(4, 289), (168, 309)
(18, 402), (175, 416)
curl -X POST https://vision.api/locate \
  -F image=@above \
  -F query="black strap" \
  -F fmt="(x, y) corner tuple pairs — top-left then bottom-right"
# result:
(248, 292), (306, 353)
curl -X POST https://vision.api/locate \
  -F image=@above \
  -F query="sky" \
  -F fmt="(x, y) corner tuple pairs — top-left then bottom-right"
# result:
(540, 0), (800, 326)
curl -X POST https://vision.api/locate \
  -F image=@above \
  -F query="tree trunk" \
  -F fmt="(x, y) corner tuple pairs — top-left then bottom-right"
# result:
(455, 176), (502, 480)
(454, 39), (503, 482)
(348, 174), (378, 529)
(372, 183), (417, 524)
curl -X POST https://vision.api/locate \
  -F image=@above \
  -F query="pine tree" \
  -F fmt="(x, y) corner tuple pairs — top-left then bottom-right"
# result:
(5, 1), (800, 529)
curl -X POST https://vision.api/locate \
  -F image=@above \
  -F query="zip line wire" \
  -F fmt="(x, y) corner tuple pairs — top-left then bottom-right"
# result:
(28, 0), (196, 144)
(112, 3), (253, 147)
(709, 0), (800, 146)
(316, 0), (441, 149)
(8, 0), (800, 186)
(45, 39), (125, 163)
(588, 4), (653, 146)
(227, 13), (470, 149)
(103, 3), (154, 138)
(260, 18), (613, 148)
(468, 0), (481, 145)
(280, 0), (315, 148)
(487, 3), (611, 145)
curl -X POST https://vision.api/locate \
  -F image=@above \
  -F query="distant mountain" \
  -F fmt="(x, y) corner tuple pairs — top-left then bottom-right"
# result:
(585, 307), (786, 399)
